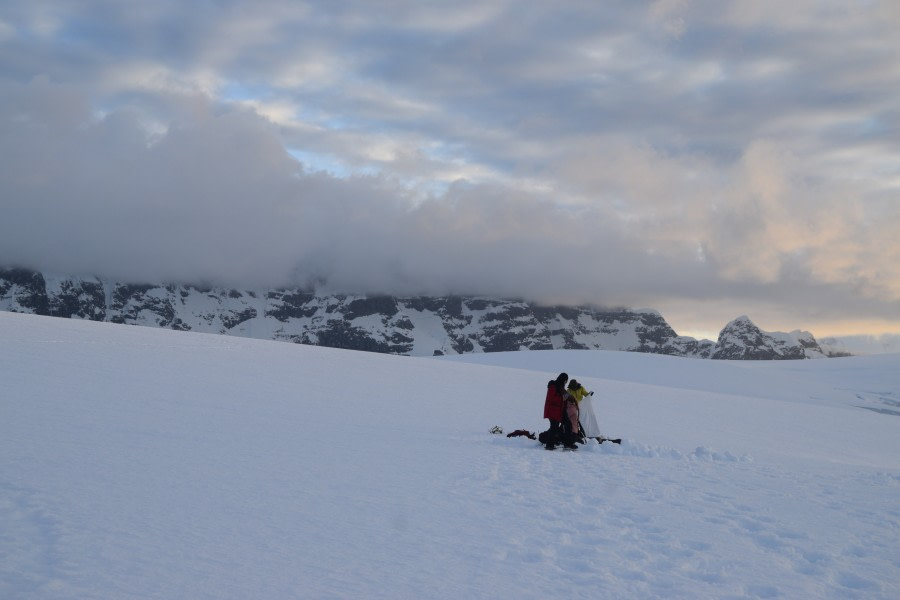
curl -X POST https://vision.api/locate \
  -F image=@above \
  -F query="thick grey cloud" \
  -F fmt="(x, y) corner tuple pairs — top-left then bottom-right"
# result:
(0, 1), (898, 340)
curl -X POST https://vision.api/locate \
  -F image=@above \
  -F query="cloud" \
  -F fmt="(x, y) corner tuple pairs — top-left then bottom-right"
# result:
(0, 1), (898, 339)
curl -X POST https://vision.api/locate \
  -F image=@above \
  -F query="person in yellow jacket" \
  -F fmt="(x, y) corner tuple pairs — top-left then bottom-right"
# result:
(567, 379), (592, 403)
(567, 379), (602, 442)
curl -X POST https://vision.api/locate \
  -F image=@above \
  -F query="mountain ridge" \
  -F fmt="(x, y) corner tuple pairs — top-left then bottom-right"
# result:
(0, 267), (829, 359)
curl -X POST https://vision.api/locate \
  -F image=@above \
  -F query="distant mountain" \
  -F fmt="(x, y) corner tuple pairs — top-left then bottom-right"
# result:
(712, 315), (826, 359)
(0, 267), (828, 359)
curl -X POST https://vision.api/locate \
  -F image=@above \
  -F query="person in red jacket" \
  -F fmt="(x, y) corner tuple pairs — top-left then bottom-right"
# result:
(543, 372), (577, 450)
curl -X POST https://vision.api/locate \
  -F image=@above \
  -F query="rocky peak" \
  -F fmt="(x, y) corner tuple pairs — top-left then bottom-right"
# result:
(712, 316), (825, 360)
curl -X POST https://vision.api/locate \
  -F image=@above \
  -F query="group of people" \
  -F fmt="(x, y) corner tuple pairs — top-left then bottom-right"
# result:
(541, 372), (602, 450)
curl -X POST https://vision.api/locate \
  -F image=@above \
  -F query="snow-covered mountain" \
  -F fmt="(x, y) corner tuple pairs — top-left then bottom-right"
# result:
(0, 267), (826, 359)
(712, 315), (826, 359)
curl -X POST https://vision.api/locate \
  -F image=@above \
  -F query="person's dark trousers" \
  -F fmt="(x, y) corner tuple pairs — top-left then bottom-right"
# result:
(545, 420), (563, 448)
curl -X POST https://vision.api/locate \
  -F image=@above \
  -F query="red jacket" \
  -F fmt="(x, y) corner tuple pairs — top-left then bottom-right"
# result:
(543, 381), (565, 421)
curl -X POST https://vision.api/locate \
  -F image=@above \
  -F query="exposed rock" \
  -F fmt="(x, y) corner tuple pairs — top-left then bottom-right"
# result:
(1, 268), (827, 360)
(712, 315), (826, 360)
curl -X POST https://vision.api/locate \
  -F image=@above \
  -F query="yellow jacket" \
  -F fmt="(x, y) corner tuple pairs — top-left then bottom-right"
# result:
(567, 384), (592, 403)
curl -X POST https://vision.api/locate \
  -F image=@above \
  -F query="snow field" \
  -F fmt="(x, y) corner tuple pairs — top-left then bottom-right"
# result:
(1, 311), (899, 599)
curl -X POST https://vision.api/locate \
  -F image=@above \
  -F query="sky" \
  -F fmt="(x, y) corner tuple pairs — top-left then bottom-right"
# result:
(0, 1), (898, 343)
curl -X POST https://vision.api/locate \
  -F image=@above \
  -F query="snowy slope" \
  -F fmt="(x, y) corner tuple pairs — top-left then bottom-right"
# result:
(1, 312), (898, 599)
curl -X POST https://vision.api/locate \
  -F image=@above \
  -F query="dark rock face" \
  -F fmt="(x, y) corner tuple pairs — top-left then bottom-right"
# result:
(1, 268), (822, 360)
(0, 268), (50, 316)
(711, 316), (825, 360)
(49, 277), (106, 320)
